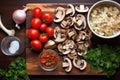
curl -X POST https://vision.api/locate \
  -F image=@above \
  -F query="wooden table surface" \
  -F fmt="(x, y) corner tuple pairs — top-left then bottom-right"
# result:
(0, 0), (120, 80)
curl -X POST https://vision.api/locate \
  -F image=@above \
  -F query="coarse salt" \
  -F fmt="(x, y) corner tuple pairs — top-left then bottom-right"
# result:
(8, 40), (20, 54)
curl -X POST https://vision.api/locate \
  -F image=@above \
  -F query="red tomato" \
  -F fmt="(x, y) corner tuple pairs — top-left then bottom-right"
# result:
(42, 13), (53, 24)
(31, 18), (41, 29)
(30, 40), (42, 51)
(27, 29), (40, 39)
(39, 23), (47, 31)
(46, 27), (54, 37)
(39, 34), (48, 43)
(33, 7), (42, 18)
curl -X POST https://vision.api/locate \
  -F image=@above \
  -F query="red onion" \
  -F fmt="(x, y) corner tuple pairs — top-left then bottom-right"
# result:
(12, 7), (28, 29)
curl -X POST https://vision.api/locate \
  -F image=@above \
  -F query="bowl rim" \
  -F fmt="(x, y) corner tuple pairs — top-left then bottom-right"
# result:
(38, 49), (59, 71)
(87, 0), (120, 39)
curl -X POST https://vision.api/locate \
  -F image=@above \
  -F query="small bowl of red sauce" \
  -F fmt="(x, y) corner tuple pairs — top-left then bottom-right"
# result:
(39, 49), (59, 71)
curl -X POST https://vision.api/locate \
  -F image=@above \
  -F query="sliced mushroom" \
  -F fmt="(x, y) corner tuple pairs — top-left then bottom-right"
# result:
(57, 40), (76, 55)
(60, 17), (73, 29)
(77, 59), (87, 70)
(67, 50), (77, 59)
(58, 44), (71, 55)
(67, 28), (77, 40)
(54, 27), (67, 43)
(62, 57), (72, 72)
(76, 42), (88, 56)
(76, 31), (86, 42)
(44, 40), (56, 49)
(54, 7), (66, 23)
(77, 50), (87, 56)
(75, 5), (89, 13)
(66, 4), (75, 16)
(73, 57), (87, 70)
(73, 14), (86, 30)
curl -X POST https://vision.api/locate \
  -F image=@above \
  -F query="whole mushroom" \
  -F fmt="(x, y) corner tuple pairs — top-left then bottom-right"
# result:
(75, 5), (89, 13)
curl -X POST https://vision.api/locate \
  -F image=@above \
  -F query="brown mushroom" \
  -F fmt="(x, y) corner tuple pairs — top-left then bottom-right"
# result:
(76, 31), (87, 42)
(67, 28), (77, 40)
(54, 7), (66, 23)
(57, 39), (76, 55)
(44, 40), (56, 49)
(67, 50), (77, 59)
(75, 5), (89, 13)
(73, 57), (87, 70)
(73, 14), (86, 30)
(66, 4), (75, 16)
(54, 27), (67, 43)
(76, 42), (88, 56)
(62, 57), (72, 72)
(60, 17), (73, 29)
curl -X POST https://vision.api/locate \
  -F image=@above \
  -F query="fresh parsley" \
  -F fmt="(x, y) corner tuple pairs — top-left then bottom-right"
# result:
(0, 57), (30, 80)
(84, 45), (120, 77)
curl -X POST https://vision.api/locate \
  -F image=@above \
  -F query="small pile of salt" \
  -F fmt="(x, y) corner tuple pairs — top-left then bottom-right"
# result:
(8, 40), (20, 54)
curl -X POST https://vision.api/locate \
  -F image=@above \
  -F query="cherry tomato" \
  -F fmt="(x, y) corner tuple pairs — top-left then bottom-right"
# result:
(30, 40), (42, 51)
(46, 27), (54, 37)
(39, 23), (47, 31)
(27, 29), (40, 39)
(33, 7), (42, 18)
(42, 13), (53, 24)
(31, 18), (41, 29)
(39, 34), (48, 43)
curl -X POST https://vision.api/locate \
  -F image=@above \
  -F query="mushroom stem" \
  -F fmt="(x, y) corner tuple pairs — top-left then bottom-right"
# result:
(0, 16), (15, 36)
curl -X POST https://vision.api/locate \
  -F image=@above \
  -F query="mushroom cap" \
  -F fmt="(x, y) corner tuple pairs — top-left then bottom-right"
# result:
(44, 40), (56, 49)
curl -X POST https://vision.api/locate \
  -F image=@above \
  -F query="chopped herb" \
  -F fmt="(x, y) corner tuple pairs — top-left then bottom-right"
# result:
(84, 45), (120, 77)
(0, 57), (30, 80)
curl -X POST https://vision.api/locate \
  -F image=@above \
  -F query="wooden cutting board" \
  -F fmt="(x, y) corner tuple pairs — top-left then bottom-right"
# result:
(26, 3), (106, 75)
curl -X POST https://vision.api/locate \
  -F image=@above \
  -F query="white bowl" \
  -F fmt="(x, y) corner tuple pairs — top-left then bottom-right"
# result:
(1, 36), (24, 56)
(87, 0), (120, 39)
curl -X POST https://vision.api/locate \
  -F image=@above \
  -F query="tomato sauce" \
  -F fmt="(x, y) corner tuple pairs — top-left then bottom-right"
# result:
(40, 50), (58, 68)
